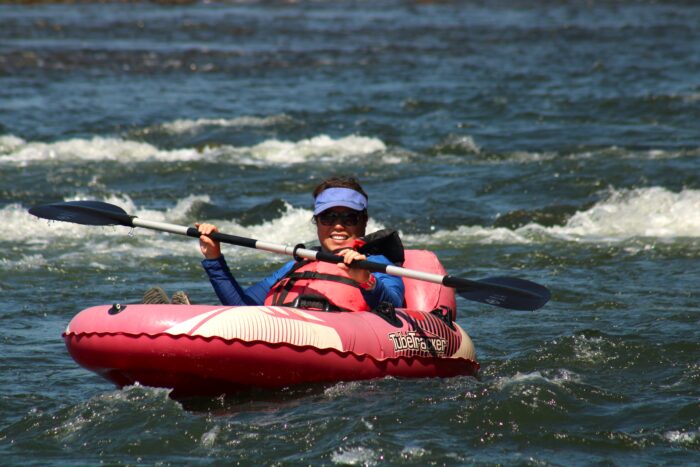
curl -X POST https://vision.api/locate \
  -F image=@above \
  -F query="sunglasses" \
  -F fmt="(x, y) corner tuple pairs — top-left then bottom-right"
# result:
(315, 211), (363, 226)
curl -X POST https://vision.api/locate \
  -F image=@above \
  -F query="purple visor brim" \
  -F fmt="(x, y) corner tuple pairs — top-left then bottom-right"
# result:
(313, 187), (368, 215)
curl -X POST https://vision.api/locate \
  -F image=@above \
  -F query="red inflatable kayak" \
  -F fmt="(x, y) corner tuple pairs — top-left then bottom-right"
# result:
(64, 251), (479, 397)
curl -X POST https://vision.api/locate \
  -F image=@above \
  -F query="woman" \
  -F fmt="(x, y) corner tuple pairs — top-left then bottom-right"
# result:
(196, 176), (404, 311)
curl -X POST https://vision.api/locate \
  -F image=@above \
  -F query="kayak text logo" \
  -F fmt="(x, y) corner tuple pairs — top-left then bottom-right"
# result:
(388, 331), (447, 356)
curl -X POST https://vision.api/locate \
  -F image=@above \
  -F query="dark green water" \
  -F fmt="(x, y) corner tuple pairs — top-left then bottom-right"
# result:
(1, 1), (699, 464)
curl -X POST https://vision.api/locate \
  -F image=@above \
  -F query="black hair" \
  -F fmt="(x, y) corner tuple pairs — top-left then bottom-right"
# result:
(312, 176), (368, 201)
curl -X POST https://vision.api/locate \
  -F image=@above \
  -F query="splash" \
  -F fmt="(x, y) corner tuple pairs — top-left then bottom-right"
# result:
(0, 135), (205, 164)
(543, 187), (700, 239)
(493, 370), (581, 390)
(663, 428), (699, 446)
(0, 254), (48, 271)
(0, 133), (389, 166)
(331, 446), (379, 465)
(9, 185), (700, 271)
(5, 194), (210, 248)
(233, 134), (387, 166)
(405, 225), (530, 246)
(10, 195), (385, 266)
(405, 187), (700, 246)
(11, 186), (699, 267)
(0, 134), (25, 153)
(159, 114), (297, 133)
(200, 425), (221, 448)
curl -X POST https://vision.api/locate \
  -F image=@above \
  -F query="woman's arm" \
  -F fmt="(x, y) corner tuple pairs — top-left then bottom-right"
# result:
(201, 255), (295, 306)
(359, 254), (405, 309)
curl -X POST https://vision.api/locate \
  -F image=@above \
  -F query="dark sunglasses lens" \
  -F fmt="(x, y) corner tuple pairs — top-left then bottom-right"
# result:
(318, 212), (360, 226)
(320, 214), (334, 225)
(341, 213), (360, 226)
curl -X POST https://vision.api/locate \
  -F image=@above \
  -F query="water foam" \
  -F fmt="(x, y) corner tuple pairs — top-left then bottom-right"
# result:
(0, 135), (205, 164)
(567, 334), (615, 364)
(0, 134), (25, 153)
(9, 194), (386, 265)
(235, 135), (387, 166)
(541, 187), (700, 240)
(159, 114), (296, 133)
(0, 133), (388, 166)
(400, 445), (429, 460)
(323, 381), (365, 399)
(45, 384), (175, 443)
(331, 446), (379, 465)
(663, 428), (699, 445)
(494, 370), (580, 390)
(405, 225), (530, 246)
(201, 425), (221, 448)
(405, 187), (700, 246)
(10, 186), (698, 268)
(0, 254), (48, 271)
(5, 194), (211, 243)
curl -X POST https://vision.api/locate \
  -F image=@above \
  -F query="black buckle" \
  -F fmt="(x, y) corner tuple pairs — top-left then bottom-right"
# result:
(291, 294), (332, 312)
(430, 305), (455, 330)
(371, 301), (402, 327)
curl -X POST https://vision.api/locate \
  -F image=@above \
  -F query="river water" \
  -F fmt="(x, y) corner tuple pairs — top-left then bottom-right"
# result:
(1, 1), (699, 465)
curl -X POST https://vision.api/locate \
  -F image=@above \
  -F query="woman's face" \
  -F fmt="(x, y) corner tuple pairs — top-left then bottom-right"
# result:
(316, 207), (367, 252)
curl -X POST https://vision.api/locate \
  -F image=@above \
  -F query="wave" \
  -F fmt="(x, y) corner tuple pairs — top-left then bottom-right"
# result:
(157, 114), (298, 133)
(0, 254), (48, 271)
(493, 369), (582, 390)
(3, 194), (387, 268)
(0, 135), (205, 164)
(231, 135), (389, 166)
(663, 428), (700, 446)
(427, 135), (700, 162)
(6, 186), (699, 264)
(531, 187), (700, 241)
(0, 133), (389, 166)
(0, 384), (180, 452)
(0, 194), (211, 271)
(5, 130), (694, 168)
(331, 446), (378, 465)
(406, 187), (700, 245)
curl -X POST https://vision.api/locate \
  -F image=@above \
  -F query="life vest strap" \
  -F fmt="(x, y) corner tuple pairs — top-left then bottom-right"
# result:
(268, 263), (362, 308)
(287, 271), (360, 287)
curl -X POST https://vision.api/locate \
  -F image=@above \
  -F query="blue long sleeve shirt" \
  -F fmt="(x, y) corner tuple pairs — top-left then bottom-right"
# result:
(201, 254), (405, 310)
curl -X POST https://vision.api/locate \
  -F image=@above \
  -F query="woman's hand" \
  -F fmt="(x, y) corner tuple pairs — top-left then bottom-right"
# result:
(336, 249), (372, 285)
(195, 223), (221, 259)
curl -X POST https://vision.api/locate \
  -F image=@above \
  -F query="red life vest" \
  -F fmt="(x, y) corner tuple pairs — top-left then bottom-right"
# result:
(264, 259), (370, 312)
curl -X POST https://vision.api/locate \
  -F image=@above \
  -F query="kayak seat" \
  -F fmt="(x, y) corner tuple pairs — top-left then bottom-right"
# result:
(401, 250), (456, 320)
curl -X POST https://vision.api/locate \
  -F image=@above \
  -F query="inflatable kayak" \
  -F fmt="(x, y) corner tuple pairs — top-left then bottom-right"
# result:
(63, 251), (479, 397)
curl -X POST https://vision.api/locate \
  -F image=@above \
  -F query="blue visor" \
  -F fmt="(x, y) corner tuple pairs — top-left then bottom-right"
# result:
(313, 187), (368, 215)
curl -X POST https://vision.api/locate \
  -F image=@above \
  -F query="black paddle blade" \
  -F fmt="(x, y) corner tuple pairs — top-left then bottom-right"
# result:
(456, 276), (551, 311)
(28, 200), (134, 227)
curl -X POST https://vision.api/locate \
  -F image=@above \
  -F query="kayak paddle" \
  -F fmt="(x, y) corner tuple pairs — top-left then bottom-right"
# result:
(29, 200), (551, 311)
